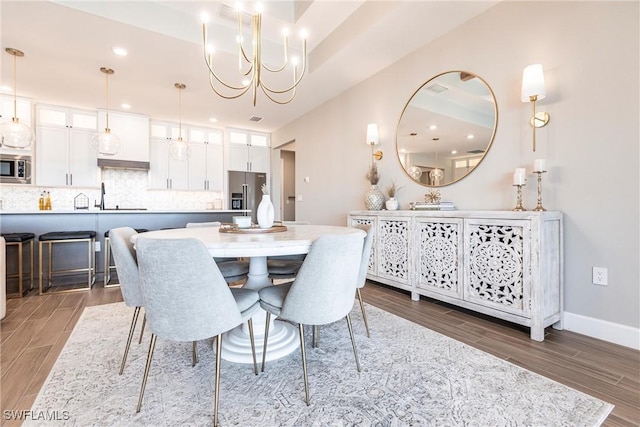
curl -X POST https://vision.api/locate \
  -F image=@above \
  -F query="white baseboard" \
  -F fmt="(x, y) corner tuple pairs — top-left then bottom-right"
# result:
(563, 311), (640, 350)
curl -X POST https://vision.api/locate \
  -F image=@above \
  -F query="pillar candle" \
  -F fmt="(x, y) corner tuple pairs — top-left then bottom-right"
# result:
(513, 168), (526, 185)
(534, 159), (547, 172)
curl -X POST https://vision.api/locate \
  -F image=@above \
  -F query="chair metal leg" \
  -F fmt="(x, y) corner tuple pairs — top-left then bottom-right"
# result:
(356, 288), (370, 338)
(213, 333), (222, 427)
(298, 323), (310, 406)
(261, 312), (271, 372)
(247, 318), (258, 375)
(136, 334), (157, 413)
(119, 307), (141, 375)
(192, 341), (199, 367)
(345, 314), (361, 372)
(312, 325), (319, 348)
(138, 314), (146, 344)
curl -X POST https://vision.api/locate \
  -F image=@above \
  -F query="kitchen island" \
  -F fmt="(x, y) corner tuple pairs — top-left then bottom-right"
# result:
(0, 209), (250, 292)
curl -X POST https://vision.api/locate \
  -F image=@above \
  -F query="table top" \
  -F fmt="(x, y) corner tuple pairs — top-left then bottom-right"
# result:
(131, 224), (364, 258)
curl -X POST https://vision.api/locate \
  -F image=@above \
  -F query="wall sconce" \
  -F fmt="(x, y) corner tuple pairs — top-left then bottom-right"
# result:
(521, 64), (550, 152)
(367, 123), (382, 165)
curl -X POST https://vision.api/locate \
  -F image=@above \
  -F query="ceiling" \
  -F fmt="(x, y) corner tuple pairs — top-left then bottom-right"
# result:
(0, 1), (499, 133)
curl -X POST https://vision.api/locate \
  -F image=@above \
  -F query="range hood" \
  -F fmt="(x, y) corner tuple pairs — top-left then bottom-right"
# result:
(97, 159), (150, 170)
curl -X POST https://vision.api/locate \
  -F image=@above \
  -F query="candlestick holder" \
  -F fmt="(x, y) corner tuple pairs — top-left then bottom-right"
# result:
(533, 170), (547, 211)
(512, 184), (526, 211)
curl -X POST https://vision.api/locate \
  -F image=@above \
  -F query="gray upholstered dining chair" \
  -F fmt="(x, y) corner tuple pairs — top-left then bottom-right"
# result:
(354, 224), (375, 338)
(258, 231), (365, 405)
(134, 237), (260, 425)
(108, 227), (147, 375)
(185, 221), (249, 283)
(266, 221), (310, 281)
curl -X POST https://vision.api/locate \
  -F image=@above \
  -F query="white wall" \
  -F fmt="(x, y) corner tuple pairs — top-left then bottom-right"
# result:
(272, 2), (639, 335)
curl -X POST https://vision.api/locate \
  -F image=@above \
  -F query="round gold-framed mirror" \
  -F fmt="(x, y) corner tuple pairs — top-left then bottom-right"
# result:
(396, 71), (498, 187)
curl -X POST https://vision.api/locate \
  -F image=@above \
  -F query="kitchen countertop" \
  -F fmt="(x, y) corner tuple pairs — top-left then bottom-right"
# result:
(0, 209), (251, 215)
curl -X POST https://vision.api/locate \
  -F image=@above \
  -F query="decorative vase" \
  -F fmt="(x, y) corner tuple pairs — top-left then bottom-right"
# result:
(385, 197), (399, 211)
(364, 185), (385, 210)
(257, 194), (275, 229)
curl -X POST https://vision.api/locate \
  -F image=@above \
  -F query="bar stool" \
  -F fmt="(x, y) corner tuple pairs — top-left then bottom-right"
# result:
(39, 230), (97, 294)
(1, 232), (35, 297)
(104, 228), (148, 287)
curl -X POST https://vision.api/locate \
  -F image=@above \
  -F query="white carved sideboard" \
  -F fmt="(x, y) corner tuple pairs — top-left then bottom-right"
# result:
(348, 210), (563, 341)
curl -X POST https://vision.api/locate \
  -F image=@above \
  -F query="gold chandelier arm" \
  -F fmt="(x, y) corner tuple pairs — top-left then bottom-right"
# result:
(259, 83), (297, 105)
(259, 50), (307, 95)
(208, 72), (252, 100)
(202, 24), (253, 92)
(237, 12), (253, 70)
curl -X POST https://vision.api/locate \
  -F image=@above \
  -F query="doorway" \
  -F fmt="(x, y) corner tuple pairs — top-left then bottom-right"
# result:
(280, 144), (296, 221)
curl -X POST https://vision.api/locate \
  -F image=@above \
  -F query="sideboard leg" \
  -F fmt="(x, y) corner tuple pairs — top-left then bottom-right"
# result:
(411, 292), (419, 301)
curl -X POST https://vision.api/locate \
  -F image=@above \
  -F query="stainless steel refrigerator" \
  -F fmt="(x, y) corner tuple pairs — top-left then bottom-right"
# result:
(228, 171), (267, 224)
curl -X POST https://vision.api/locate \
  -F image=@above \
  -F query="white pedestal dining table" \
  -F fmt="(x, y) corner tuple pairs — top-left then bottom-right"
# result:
(131, 224), (363, 364)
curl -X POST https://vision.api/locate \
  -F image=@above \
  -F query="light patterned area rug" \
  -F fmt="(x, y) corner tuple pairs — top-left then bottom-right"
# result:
(26, 302), (613, 426)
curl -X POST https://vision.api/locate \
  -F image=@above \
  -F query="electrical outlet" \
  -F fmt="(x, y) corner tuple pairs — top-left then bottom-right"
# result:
(94, 241), (101, 252)
(592, 267), (607, 286)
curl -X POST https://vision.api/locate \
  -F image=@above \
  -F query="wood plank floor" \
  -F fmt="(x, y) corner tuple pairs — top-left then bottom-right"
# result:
(1, 282), (638, 426)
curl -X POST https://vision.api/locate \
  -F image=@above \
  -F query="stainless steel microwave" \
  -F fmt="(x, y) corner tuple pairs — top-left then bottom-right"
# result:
(0, 154), (31, 184)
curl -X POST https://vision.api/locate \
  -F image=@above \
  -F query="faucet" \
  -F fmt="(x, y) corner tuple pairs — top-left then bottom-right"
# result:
(95, 182), (105, 210)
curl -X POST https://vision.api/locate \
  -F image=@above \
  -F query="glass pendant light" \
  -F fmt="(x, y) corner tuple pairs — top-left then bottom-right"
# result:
(407, 132), (423, 180)
(169, 83), (190, 161)
(92, 67), (120, 156)
(0, 48), (35, 149)
(429, 137), (444, 185)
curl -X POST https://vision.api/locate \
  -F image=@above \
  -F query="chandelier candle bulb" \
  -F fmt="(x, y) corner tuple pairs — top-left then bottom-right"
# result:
(534, 159), (547, 172)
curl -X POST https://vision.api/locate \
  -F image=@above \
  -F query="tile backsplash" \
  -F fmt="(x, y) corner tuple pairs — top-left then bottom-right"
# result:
(0, 169), (224, 211)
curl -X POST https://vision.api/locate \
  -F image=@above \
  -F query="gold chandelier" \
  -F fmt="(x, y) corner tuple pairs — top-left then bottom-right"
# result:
(200, 2), (308, 106)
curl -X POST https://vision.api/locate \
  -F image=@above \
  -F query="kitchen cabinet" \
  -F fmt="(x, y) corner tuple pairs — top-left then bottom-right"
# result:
(0, 94), (33, 155)
(348, 210), (563, 341)
(148, 121), (188, 190)
(97, 110), (149, 162)
(35, 104), (98, 187)
(188, 127), (223, 191)
(227, 129), (269, 173)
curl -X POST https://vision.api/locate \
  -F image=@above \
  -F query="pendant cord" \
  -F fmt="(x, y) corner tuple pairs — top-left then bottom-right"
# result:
(12, 53), (17, 119)
(105, 71), (110, 130)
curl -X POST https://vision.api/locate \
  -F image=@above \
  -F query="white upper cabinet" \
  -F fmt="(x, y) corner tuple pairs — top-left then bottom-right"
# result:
(148, 121), (188, 190)
(35, 104), (98, 187)
(227, 129), (270, 173)
(0, 94), (34, 155)
(188, 127), (223, 191)
(97, 110), (149, 162)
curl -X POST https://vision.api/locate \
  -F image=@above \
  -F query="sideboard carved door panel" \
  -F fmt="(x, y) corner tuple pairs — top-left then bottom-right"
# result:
(348, 210), (562, 342)
(464, 219), (531, 317)
(349, 216), (377, 276)
(377, 217), (411, 284)
(416, 218), (463, 298)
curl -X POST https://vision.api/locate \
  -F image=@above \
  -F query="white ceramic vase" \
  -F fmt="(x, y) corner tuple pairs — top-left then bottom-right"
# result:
(257, 194), (275, 229)
(385, 197), (399, 210)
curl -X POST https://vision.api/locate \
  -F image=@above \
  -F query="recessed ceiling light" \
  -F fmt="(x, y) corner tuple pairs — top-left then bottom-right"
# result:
(209, 117), (218, 123)
(121, 103), (131, 109)
(467, 134), (474, 139)
(0, 85), (12, 93)
(429, 125), (437, 130)
(451, 150), (458, 154)
(112, 47), (128, 56)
